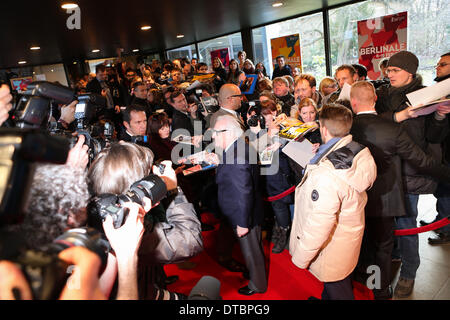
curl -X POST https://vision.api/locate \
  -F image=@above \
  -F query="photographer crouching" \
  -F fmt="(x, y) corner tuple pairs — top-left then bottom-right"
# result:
(88, 142), (203, 300)
(0, 83), (202, 300)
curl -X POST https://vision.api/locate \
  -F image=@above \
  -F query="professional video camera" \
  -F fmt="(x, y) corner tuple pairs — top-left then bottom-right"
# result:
(11, 81), (75, 129)
(0, 227), (110, 300)
(0, 128), (70, 225)
(8, 81), (110, 162)
(246, 100), (265, 128)
(69, 93), (110, 161)
(89, 168), (168, 229)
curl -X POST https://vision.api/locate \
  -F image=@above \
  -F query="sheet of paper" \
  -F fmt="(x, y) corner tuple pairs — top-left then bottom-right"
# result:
(172, 134), (193, 145)
(337, 82), (352, 101)
(282, 139), (315, 168)
(406, 78), (450, 106)
(185, 80), (203, 91)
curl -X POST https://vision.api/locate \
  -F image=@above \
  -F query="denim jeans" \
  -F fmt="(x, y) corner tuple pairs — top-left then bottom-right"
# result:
(271, 200), (292, 228)
(394, 194), (420, 280)
(434, 180), (450, 235)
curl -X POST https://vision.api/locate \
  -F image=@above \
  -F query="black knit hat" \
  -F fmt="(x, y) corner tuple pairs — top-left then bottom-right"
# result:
(387, 51), (419, 75)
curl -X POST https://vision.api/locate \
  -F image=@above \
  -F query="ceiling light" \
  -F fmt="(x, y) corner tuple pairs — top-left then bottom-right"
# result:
(18, 61), (27, 65)
(30, 46), (40, 50)
(61, 2), (79, 9)
(272, 2), (283, 7)
(141, 26), (152, 31)
(92, 49), (100, 53)
(176, 34), (184, 38)
(133, 49), (140, 52)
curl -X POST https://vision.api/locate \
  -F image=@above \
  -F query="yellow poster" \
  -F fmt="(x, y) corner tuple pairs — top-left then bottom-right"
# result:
(270, 34), (302, 72)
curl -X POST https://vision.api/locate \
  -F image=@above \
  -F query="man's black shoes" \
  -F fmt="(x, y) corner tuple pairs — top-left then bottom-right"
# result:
(238, 286), (257, 296)
(428, 233), (450, 245)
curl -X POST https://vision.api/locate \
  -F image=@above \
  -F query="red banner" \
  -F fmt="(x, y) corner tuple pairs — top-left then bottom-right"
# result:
(357, 11), (408, 80)
(210, 48), (230, 68)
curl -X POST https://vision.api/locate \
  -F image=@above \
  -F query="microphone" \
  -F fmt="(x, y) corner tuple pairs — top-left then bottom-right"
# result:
(188, 276), (222, 300)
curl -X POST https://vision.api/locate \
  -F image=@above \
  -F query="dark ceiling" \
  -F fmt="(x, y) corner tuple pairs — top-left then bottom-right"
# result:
(1, 0), (359, 69)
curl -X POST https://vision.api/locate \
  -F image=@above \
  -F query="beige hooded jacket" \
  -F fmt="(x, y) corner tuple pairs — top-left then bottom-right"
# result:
(289, 134), (377, 282)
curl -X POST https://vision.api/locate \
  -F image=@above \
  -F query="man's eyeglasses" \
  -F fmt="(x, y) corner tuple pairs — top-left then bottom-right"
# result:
(436, 62), (449, 68)
(227, 94), (243, 99)
(386, 68), (403, 74)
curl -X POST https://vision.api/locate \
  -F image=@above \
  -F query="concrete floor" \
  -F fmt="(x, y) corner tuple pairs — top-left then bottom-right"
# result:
(391, 194), (450, 300)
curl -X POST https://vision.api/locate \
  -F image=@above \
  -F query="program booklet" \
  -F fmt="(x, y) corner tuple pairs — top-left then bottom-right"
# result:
(406, 78), (450, 115)
(180, 150), (218, 176)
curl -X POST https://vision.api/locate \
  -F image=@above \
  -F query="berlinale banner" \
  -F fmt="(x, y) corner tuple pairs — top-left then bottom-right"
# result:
(357, 11), (408, 80)
(271, 34), (302, 72)
(210, 48), (230, 69)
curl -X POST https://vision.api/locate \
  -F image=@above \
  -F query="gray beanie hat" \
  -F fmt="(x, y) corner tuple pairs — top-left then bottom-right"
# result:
(387, 51), (419, 75)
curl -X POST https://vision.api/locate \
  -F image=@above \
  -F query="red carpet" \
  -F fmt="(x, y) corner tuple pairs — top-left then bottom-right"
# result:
(165, 212), (374, 300)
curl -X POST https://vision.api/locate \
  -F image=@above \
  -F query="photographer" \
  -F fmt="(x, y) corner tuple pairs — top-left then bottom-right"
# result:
(246, 100), (295, 253)
(88, 142), (203, 300)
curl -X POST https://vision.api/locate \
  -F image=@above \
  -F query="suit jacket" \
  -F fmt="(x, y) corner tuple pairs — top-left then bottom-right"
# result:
(215, 138), (264, 228)
(172, 109), (196, 136)
(208, 107), (245, 130)
(351, 113), (450, 217)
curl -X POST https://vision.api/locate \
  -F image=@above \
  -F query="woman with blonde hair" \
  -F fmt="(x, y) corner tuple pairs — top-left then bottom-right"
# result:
(319, 76), (338, 97)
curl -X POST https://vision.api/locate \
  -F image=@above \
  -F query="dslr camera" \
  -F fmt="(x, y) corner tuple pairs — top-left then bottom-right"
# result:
(246, 101), (265, 128)
(0, 227), (110, 300)
(89, 170), (168, 229)
(187, 89), (220, 114)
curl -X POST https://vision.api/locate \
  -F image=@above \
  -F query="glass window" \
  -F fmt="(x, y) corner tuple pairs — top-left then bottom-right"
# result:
(166, 44), (197, 61)
(32, 64), (68, 86)
(198, 32), (243, 70)
(87, 57), (116, 73)
(329, 0), (450, 85)
(252, 12), (326, 81)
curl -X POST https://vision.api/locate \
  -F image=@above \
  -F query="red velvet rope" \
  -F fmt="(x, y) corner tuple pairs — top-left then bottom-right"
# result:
(263, 186), (296, 202)
(394, 217), (450, 236)
(265, 186), (449, 236)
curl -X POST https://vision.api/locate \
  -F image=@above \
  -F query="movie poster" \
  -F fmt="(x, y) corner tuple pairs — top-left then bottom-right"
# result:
(210, 48), (230, 68)
(270, 34), (302, 72)
(357, 11), (408, 80)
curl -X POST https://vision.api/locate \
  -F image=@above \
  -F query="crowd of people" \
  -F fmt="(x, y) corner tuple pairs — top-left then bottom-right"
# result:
(0, 48), (449, 301)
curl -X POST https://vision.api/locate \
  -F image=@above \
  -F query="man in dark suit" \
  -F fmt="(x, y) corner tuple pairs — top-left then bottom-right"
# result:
(118, 104), (149, 145)
(129, 81), (153, 117)
(212, 115), (267, 296)
(168, 89), (203, 137)
(349, 81), (450, 299)
(86, 64), (114, 109)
